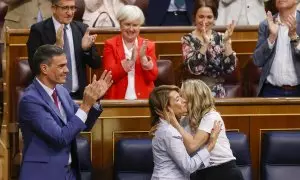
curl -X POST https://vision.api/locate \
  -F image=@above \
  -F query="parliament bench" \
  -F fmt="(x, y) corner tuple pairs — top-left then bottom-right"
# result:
(114, 132), (252, 180)
(261, 131), (300, 180)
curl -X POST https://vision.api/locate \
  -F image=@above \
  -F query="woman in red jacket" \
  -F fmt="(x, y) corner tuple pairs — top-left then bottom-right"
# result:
(103, 5), (158, 99)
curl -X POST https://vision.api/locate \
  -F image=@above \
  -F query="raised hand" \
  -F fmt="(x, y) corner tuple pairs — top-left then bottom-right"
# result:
(80, 72), (113, 112)
(166, 107), (180, 128)
(139, 40), (148, 59)
(55, 25), (64, 48)
(121, 59), (135, 72)
(286, 14), (298, 39)
(201, 25), (210, 45)
(206, 120), (222, 152)
(81, 76), (101, 112)
(82, 28), (97, 51)
(131, 44), (138, 61)
(224, 20), (235, 42)
(95, 70), (113, 99)
(266, 11), (279, 42)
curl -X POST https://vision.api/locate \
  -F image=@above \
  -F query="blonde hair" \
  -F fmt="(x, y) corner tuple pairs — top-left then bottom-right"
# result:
(181, 79), (215, 134)
(116, 5), (145, 25)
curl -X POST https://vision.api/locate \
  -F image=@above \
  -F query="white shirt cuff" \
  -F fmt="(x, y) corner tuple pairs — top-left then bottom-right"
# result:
(76, 108), (88, 123)
(92, 102), (101, 111)
(196, 148), (210, 168)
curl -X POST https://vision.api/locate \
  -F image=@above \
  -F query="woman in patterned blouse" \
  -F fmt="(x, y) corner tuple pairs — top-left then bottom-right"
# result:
(181, 0), (237, 98)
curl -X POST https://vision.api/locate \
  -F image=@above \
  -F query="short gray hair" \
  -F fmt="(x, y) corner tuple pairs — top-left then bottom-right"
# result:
(116, 5), (145, 25)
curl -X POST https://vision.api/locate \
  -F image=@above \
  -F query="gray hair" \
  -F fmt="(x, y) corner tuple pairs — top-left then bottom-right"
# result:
(116, 5), (145, 25)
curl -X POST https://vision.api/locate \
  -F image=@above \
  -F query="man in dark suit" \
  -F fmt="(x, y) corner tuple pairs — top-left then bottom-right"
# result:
(145, 0), (194, 26)
(27, 0), (101, 99)
(18, 44), (112, 180)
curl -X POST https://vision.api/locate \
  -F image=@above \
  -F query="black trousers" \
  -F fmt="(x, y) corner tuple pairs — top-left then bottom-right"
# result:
(190, 160), (244, 180)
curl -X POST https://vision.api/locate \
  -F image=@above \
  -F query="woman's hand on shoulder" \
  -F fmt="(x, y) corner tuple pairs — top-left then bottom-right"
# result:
(206, 120), (222, 152)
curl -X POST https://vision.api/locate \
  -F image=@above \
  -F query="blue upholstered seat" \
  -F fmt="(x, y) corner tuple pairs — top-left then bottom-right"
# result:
(261, 131), (300, 180)
(114, 132), (252, 180)
(227, 132), (252, 180)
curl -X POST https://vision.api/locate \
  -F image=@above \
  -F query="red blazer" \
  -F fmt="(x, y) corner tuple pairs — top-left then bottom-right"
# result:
(103, 35), (158, 99)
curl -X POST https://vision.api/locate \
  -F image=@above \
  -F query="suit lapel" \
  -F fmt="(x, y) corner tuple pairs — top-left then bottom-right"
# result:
(56, 86), (73, 123)
(296, 11), (300, 35)
(70, 22), (81, 70)
(116, 35), (126, 61)
(33, 79), (64, 122)
(43, 18), (57, 44)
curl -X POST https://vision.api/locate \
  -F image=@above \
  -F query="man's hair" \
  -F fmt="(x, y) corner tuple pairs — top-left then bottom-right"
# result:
(51, 0), (75, 5)
(51, 0), (61, 4)
(32, 44), (65, 75)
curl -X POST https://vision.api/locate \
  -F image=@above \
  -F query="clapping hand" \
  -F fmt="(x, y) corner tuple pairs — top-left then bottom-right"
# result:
(81, 71), (113, 112)
(55, 25), (64, 48)
(201, 24), (210, 45)
(140, 40), (148, 59)
(131, 44), (138, 61)
(266, 11), (279, 43)
(93, 70), (113, 99)
(82, 28), (97, 51)
(286, 14), (298, 39)
(224, 20), (235, 42)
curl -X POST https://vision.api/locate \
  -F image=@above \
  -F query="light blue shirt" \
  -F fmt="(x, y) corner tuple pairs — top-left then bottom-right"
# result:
(151, 119), (210, 180)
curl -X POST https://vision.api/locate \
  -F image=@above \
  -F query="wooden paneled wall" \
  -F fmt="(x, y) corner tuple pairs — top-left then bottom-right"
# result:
(2, 26), (300, 180)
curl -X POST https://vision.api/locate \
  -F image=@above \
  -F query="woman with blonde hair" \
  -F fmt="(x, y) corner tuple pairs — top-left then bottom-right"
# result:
(169, 79), (244, 180)
(149, 85), (221, 180)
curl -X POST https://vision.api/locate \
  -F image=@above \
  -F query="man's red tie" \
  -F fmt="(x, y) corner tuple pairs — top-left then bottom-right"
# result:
(52, 89), (59, 110)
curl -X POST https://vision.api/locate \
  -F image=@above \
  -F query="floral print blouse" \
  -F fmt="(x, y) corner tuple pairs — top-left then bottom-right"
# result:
(181, 31), (237, 98)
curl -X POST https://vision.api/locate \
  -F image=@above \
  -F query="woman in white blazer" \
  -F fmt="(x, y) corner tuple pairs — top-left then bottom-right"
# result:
(83, 0), (136, 27)
(216, 0), (266, 25)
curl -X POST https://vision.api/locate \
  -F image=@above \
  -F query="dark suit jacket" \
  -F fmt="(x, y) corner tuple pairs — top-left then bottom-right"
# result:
(27, 18), (101, 98)
(253, 11), (300, 96)
(145, 0), (194, 26)
(18, 79), (102, 180)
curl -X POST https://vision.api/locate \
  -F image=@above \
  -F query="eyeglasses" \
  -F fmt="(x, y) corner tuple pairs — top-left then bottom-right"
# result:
(121, 22), (140, 29)
(55, 4), (77, 12)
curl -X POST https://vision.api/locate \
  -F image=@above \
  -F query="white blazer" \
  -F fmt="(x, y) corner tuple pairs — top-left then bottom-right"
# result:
(83, 0), (125, 27)
(216, 0), (266, 25)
